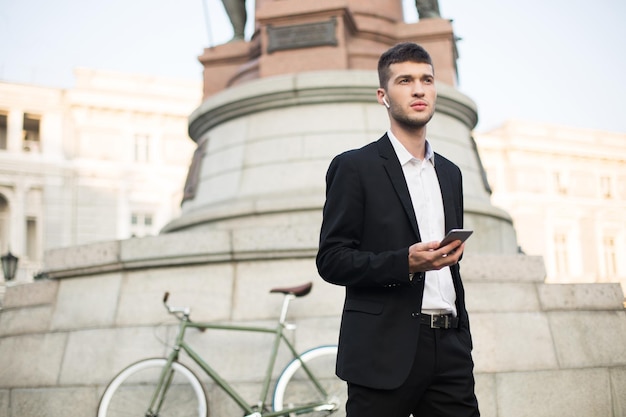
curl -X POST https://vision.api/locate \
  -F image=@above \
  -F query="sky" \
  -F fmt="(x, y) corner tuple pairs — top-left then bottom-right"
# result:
(1, 0), (625, 133)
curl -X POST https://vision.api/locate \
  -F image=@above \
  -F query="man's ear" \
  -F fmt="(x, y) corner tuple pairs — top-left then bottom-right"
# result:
(377, 89), (390, 109)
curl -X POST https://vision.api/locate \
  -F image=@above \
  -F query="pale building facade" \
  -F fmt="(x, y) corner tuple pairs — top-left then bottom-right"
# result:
(0, 69), (201, 287)
(474, 121), (626, 295)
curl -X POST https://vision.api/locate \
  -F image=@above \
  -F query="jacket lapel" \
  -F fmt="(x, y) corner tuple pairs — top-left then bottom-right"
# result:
(376, 135), (421, 240)
(434, 154), (458, 232)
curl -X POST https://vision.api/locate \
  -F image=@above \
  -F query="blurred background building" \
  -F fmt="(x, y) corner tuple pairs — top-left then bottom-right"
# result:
(0, 69), (200, 290)
(474, 121), (626, 296)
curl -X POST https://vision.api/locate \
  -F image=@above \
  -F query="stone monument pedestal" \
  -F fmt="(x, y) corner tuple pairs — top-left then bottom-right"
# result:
(165, 69), (517, 254)
(178, 0), (518, 253)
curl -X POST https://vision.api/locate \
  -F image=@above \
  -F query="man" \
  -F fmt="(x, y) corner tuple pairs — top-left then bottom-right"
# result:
(316, 42), (480, 417)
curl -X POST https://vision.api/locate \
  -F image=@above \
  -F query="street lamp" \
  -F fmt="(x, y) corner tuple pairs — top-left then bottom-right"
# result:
(1, 250), (18, 281)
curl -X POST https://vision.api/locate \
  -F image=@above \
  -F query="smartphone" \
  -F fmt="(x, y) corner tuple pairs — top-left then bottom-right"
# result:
(439, 229), (473, 247)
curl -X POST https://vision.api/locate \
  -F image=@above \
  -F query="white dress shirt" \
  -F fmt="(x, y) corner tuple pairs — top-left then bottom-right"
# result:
(387, 131), (457, 316)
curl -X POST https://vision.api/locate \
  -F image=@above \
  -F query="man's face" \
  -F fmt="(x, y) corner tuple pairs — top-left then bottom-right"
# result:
(381, 61), (437, 129)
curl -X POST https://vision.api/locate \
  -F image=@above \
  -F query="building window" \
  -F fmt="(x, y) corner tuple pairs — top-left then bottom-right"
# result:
(23, 113), (41, 153)
(554, 233), (569, 276)
(552, 171), (568, 195)
(134, 134), (150, 163)
(0, 195), (8, 252)
(26, 217), (38, 261)
(130, 212), (154, 238)
(599, 176), (612, 199)
(601, 235), (617, 279)
(0, 112), (7, 150)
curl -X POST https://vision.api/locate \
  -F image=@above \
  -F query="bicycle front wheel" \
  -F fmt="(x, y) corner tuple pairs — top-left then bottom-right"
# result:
(97, 358), (208, 417)
(273, 345), (345, 416)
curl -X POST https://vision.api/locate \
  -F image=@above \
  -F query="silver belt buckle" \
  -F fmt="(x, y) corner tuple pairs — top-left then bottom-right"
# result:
(431, 314), (449, 329)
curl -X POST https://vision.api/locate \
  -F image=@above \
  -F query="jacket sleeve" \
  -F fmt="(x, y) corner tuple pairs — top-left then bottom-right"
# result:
(316, 152), (411, 288)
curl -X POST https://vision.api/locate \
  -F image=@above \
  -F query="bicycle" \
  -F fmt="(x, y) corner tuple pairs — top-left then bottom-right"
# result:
(97, 282), (345, 417)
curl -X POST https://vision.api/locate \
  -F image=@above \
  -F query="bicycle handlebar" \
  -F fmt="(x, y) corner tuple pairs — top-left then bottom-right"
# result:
(162, 292), (208, 332)
(162, 291), (190, 316)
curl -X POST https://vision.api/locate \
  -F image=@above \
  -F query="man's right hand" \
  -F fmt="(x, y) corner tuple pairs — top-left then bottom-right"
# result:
(408, 239), (464, 273)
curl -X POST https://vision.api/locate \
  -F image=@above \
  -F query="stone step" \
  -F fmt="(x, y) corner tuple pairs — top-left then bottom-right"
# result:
(462, 254), (546, 283)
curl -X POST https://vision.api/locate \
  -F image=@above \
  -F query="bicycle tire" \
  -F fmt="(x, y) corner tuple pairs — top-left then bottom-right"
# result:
(97, 358), (208, 417)
(273, 345), (345, 416)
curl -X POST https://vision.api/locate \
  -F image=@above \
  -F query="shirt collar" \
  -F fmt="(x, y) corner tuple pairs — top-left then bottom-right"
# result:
(387, 130), (435, 166)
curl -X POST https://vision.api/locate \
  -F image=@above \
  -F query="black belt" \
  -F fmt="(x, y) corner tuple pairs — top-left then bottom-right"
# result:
(419, 313), (459, 329)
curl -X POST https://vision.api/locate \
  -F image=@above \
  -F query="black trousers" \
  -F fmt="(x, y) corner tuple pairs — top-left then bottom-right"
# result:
(345, 324), (480, 417)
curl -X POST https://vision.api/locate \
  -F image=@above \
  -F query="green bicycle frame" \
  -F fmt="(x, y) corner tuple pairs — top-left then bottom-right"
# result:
(148, 311), (332, 417)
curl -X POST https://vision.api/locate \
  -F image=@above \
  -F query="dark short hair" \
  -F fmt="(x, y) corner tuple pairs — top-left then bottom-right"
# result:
(377, 43), (434, 88)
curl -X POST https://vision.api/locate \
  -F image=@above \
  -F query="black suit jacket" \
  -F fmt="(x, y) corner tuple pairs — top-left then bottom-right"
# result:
(316, 134), (471, 390)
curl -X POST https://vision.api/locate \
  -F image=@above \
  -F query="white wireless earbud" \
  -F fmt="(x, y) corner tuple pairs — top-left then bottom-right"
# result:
(382, 97), (390, 109)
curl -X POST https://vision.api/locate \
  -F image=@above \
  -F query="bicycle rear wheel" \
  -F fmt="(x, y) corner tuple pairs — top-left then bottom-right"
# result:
(97, 358), (208, 417)
(273, 345), (345, 416)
